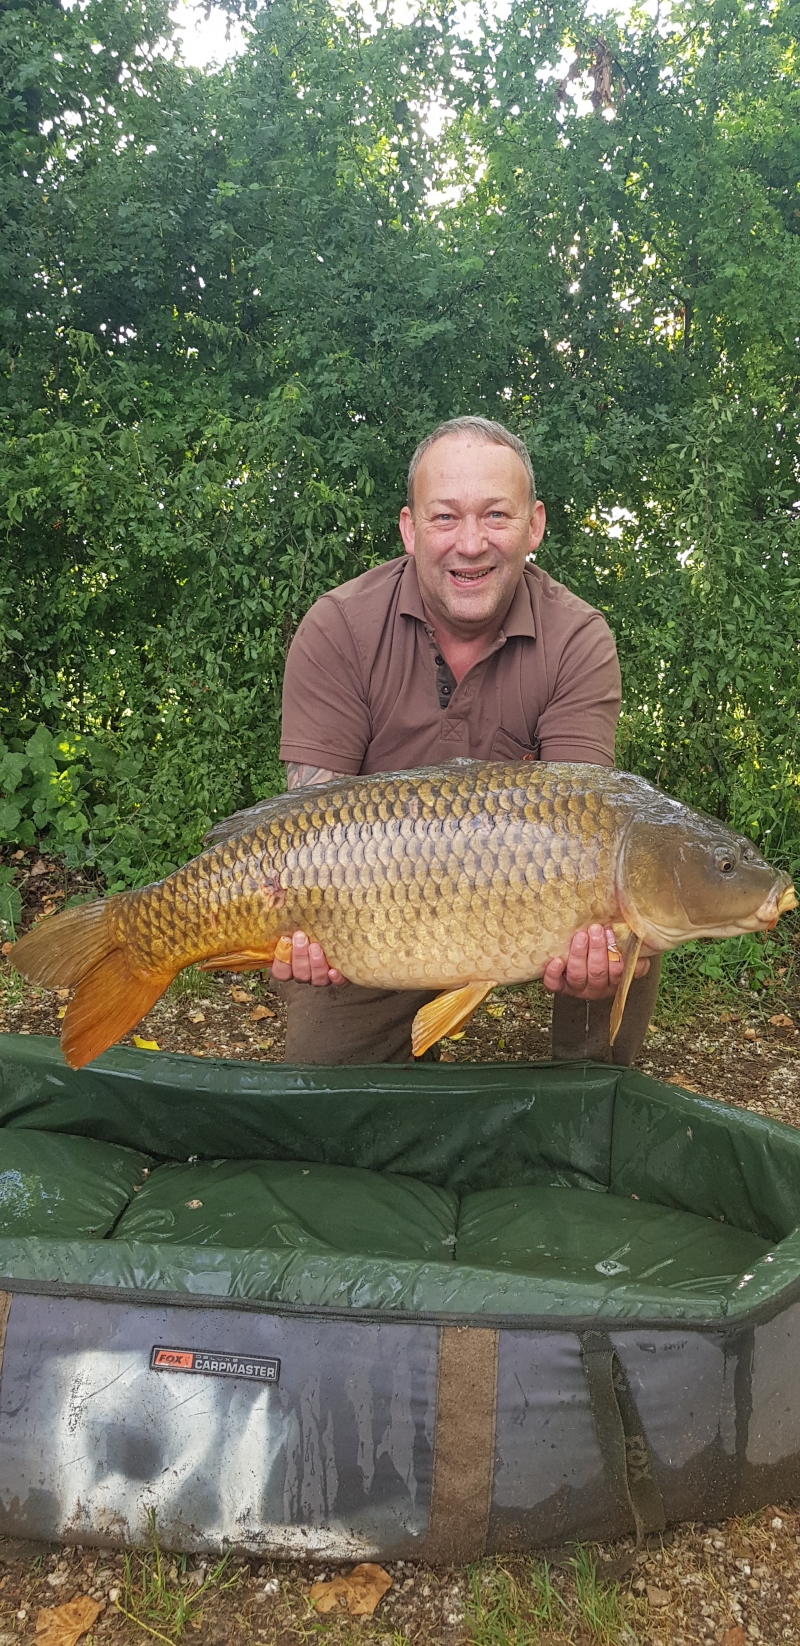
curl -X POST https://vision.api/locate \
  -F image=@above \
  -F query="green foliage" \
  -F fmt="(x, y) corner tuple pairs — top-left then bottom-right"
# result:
(0, 866), (22, 935)
(0, 0), (797, 884)
(0, 726), (89, 848)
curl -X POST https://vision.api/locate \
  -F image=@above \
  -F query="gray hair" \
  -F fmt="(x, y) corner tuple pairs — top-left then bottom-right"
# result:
(406, 416), (537, 511)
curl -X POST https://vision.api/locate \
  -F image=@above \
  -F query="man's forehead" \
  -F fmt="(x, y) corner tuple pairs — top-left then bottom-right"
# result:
(415, 436), (530, 494)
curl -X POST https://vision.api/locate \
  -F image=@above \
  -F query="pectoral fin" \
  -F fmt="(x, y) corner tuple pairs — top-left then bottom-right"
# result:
(412, 981), (497, 1058)
(609, 935), (643, 1046)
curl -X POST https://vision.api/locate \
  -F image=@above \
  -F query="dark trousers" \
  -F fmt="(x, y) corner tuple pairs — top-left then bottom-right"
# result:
(275, 958), (662, 1067)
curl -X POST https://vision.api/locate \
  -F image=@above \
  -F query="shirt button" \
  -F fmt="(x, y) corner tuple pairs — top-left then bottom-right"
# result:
(435, 654), (444, 666)
(441, 684), (451, 695)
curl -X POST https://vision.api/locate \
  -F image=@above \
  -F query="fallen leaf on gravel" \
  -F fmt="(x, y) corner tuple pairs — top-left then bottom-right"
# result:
(485, 1003), (506, 1018)
(251, 1005), (275, 1021)
(188, 1009), (205, 1024)
(645, 1585), (670, 1607)
(769, 1014), (794, 1028)
(446, 1030), (466, 1041)
(1, 942), (12, 956)
(132, 1037), (159, 1050)
(56, 988), (69, 1001)
(744, 1027), (757, 1040)
(57, 1008), (66, 1020)
(310, 1564), (392, 1617)
(12, 850), (25, 861)
(721, 1629), (745, 1646)
(439, 1052), (456, 1062)
(663, 1074), (701, 1093)
(36, 1596), (103, 1646)
(30, 860), (47, 877)
(230, 987), (250, 1004)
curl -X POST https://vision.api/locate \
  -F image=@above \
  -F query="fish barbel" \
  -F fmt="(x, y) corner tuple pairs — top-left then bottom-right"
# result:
(11, 760), (797, 1068)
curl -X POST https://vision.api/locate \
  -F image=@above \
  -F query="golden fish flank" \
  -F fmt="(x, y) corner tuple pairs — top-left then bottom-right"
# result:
(10, 761), (797, 1069)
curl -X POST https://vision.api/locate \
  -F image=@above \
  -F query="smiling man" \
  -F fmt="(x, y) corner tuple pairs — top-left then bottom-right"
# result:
(272, 415), (658, 1063)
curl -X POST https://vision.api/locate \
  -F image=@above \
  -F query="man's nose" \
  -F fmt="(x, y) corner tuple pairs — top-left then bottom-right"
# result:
(455, 513), (486, 556)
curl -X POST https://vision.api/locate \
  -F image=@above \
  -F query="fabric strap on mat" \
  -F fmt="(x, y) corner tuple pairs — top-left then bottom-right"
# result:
(0, 1292), (11, 1375)
(579, 1329), (666, 1579)
(425, 1325), (499, 1564)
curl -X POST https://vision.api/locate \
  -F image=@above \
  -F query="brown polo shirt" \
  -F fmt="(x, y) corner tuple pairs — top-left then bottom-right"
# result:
(280, 556), (621, 773)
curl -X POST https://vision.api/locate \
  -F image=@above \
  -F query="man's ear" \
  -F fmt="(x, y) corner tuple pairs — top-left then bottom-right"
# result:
(399, 505), (416, 557)
(528, 499), (546, 555)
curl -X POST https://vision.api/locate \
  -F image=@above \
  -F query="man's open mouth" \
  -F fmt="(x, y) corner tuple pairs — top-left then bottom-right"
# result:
(448, 567), (493, 583)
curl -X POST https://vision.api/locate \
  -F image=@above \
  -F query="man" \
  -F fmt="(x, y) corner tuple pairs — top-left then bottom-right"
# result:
(270, 415), (659, 1063)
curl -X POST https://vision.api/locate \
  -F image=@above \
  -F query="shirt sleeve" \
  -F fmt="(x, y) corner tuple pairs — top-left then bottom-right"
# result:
(535, 613), (621, 766)
(280, 596), (371, 774)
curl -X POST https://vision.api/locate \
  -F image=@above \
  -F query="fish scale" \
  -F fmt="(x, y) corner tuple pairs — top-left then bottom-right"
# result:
(10, 760), (796, 1069)
(97, 763), (619, 991)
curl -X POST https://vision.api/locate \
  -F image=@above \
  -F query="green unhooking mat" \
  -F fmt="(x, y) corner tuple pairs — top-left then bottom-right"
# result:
(113, 1157), (459, 1258)
(0, 1033), (798, 1319)
(3, 1035), (800, 1559)
(456, 1184), (771, 1298)
(0, 1129), (151, 1238)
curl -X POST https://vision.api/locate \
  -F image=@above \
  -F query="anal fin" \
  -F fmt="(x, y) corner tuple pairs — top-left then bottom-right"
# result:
(196, 946), (278, 974)
(412, 981), (497, 1058)
(609, 935), (643, 1046)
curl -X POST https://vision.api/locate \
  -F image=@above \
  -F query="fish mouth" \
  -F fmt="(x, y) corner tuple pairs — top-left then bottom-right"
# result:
(755, 879), (798, 930)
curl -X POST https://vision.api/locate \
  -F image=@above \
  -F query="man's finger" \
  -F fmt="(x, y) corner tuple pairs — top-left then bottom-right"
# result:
(308, 941), (332, 986)
(289, 930), (313, 982)
(541, 957), (566, 995)
(563, 927), (589, 989)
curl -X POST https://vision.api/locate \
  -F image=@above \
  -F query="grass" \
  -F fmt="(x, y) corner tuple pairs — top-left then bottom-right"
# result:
(465, 1560), (564, 1645)
(0, 959), (25, 1011)
(116, 1516), (239, 1642)
(570, 1547), (641, 1644)
(166, 965), (209, 1003)
(464, 1553), (643, 1646)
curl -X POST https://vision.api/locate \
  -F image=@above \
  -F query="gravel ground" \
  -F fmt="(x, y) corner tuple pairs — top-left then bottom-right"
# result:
(2, 846), (800, 1645)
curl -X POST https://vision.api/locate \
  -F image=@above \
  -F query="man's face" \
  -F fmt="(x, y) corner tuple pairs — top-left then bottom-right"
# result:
(398, 435), (546, 640)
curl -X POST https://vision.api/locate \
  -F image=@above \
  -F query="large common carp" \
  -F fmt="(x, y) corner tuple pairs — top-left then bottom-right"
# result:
(11, 760), (797, 1069)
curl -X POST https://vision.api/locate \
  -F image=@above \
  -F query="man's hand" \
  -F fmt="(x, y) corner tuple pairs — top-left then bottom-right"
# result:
(542, 925), (650, 1001)
(271, 930), (347, 987)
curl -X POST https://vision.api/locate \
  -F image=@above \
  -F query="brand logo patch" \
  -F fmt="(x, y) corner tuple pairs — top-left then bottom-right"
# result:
(150, 1346), (280, 1383)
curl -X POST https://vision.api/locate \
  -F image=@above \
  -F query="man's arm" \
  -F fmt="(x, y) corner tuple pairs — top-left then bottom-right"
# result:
(271, 761), (349, 986)
(286, 762), (343, 791)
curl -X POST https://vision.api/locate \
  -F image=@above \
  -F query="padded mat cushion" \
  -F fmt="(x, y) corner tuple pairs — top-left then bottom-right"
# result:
(0, 1130), (152, 1238)
(457, 1185), (772, 1297)
(112, 1158), (459, 1260)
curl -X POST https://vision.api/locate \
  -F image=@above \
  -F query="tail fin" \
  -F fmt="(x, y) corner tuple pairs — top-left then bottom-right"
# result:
(11, 901), (174, 1069)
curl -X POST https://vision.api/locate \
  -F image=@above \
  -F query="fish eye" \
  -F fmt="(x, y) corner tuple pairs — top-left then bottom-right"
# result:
(715, 848), (737, 875)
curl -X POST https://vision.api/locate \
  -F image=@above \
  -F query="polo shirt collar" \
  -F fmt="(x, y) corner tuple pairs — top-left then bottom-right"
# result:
(398, 555), (536, 641)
